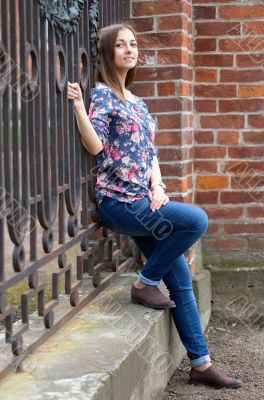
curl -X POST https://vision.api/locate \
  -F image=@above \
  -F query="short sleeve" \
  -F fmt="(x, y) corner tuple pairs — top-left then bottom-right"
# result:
(88, 85), (114, 148)
(151, 139), (158, 157)
(138, 97), (158, 157)
(149, 117), (158, 157)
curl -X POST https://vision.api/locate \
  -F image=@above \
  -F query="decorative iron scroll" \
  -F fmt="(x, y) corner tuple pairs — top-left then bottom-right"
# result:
(38, 0), (86, 36)
(89, 0), (99, 69)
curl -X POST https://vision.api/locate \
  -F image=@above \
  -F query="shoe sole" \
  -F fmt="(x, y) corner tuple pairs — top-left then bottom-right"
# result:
(131, 298), (176, 309)
(188, 379), (242, 389)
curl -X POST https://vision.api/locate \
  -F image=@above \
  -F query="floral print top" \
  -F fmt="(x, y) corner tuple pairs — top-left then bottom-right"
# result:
(88, 82), (158, 206)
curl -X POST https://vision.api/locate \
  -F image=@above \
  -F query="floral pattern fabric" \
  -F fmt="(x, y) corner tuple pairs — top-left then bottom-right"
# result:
(88, 82), (158, 206)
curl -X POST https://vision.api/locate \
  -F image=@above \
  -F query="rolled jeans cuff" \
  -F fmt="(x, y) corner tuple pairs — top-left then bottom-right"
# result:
(138, 272), (160, 286)
(191, 355), (211, 368)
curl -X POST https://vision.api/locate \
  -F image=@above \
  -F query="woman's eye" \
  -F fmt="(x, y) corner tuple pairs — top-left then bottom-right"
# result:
(116, 43), (137, 48)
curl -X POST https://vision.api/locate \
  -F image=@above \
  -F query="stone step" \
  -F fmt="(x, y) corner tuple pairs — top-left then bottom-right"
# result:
(207, 265), (264, 324)
(0, 271), (211, 400)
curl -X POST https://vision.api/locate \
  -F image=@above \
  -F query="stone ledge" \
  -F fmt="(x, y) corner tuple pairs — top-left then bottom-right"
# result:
(193, 269), (212, 328)
(0, 271), (211, 400)
(207, 266), (264, 323)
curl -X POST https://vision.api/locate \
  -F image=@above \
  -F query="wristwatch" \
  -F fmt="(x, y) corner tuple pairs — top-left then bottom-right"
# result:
(151, 180), (167, 191)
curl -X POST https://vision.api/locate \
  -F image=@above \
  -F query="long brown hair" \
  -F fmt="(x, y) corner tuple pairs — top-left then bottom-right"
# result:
(95, 23), (137, 104)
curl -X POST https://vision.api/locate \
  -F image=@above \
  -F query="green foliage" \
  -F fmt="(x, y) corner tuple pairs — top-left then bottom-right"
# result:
(7, 271), (65, 317)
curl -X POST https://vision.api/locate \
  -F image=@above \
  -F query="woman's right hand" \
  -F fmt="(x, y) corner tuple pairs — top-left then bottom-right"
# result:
(67, 82), (84, 111)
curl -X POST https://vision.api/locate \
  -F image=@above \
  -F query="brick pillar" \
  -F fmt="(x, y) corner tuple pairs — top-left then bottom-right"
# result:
(131, 1), (203, 272)
(193, 2), (264, 266)
(132, 0), (193, 202)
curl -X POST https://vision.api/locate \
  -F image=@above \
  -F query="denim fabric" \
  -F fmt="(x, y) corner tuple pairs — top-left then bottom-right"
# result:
(98, 195), (211, 367)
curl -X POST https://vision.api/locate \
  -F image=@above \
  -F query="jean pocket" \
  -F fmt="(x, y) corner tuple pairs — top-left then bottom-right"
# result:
(99, 209), (119, 232)
(98, 198), (120, 232)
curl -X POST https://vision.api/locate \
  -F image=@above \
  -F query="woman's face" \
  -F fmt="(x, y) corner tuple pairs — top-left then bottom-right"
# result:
(114, 28), (138, 73)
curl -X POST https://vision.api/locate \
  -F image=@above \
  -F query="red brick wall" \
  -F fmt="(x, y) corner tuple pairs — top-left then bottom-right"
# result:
(131, 0), (264, 268)
(193, 1), (264, 266)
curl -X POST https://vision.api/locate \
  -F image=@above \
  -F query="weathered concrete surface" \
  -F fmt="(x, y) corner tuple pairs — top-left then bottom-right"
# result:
(193, 269), (212, 329)
(208, 266), (264, 324)
(0, 271), (211, 400)
(204, 251), (264, 268)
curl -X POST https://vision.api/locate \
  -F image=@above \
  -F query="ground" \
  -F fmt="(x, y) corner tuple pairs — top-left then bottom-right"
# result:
(162, 315), (264, 400)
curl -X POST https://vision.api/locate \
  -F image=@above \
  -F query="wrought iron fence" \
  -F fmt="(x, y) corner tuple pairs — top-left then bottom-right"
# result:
(0, 0), (136, 381)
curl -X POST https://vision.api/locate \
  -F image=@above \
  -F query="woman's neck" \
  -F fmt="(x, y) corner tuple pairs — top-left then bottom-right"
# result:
(116, 71), (127, 91)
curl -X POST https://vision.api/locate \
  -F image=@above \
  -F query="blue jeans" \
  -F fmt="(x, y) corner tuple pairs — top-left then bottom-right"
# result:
(98, 195), (211, 367)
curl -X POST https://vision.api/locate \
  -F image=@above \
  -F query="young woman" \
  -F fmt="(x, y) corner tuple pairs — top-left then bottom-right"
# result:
(67, 23), (242, 389)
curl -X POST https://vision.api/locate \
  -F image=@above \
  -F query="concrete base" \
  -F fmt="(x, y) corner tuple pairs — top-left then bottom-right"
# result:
(193, 269), (212, 329)
(208, 266), (264, 325)
(0, 271), (212, 400)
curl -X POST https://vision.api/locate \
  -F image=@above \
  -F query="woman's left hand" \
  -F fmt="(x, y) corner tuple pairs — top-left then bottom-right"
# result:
(148, 186), (169, 212)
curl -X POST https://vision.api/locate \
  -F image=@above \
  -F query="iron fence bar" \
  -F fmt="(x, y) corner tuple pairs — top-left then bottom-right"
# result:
(0, 0), (136, 382)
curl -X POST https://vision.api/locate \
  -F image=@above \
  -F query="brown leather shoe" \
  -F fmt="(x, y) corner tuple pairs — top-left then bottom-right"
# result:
(131, 284), (176, 309)
(189, 364), (242, 389)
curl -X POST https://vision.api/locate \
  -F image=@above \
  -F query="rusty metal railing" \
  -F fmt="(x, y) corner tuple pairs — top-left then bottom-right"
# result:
(0, 0), (136, 381)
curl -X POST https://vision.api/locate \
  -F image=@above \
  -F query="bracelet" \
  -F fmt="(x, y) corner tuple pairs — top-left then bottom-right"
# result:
(151, 180), (167, 191)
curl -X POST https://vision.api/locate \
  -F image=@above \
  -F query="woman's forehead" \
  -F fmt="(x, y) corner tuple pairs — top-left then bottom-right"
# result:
(116, 28), (136, 41)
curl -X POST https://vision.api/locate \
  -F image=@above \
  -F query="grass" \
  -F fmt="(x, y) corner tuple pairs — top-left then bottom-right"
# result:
(6, 270), (66, 318)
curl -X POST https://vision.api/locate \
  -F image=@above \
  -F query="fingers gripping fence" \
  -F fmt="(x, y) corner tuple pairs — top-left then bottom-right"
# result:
(0, 0), (136, 381)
